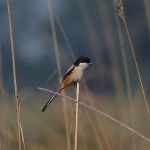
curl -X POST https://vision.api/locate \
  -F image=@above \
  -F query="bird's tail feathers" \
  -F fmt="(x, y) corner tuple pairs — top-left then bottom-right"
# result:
(41, 89), (61, 113)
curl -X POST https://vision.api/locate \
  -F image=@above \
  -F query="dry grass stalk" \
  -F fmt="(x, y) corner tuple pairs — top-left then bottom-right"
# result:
(18, 96), (25, 150)
(113, 0), (135, 148)
(7, 0), (24, 149)
(38, 87), (150, 143)
(115, 0), (150, 117)
(67, 107), (76, 149)
(74, 83), (79, 150)
(113, 0), (132, 100)
(83, 83), (111, 150)
(97, 2), (125, 147)
(56, 16), (76, 61)
(78, 1), (112, 148)
(0, 37), (6, 103)
(0, 138), (2, 150)
(47, 0), (71, 149)
(143, 0), (150, 34)
(20, 123), (25, 150)
(115, 0), (125, 21)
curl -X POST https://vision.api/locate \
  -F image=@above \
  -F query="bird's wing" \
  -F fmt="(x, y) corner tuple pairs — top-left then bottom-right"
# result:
(61, 65), (75, 83)
(41, 65), (75, 113)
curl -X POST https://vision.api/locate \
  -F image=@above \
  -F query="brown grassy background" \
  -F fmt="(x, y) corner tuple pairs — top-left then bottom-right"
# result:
(1, 0), (150, 149)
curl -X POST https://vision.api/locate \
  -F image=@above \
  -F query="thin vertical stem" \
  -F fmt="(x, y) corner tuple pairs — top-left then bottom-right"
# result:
(0, 37), (6, 103)
(143, 0), (150, 36)
(47, 0), (71, 149)
(113, 0), (132, 100)
(123, 19), (150, 117)
(113, 1), (136, 148)
(7, 0), (22, 149)
(47, 0), (61, 80)
(74, 83), (79, 150)
(56, 16), (76, 61)
(115, 0), (150, 118)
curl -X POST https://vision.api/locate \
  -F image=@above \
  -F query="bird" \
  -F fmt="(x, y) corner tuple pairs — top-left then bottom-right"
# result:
(41, 56), (92, 112)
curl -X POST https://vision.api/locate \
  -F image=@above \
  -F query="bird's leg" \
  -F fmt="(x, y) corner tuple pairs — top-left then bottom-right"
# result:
(74, 82), (79, 88)
(74, 83), (77, 88)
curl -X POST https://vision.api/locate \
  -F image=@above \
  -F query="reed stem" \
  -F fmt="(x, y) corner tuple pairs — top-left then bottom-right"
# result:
(7, 0), (22, 149)
(74, 83), (79, 150)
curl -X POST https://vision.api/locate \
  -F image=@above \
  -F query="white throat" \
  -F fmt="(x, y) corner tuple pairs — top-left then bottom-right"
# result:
(78, 62), (88, 69)
(72, 63), (89, 82)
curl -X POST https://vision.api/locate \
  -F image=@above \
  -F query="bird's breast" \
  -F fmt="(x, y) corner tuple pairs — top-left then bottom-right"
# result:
(72, 67), (84, 82)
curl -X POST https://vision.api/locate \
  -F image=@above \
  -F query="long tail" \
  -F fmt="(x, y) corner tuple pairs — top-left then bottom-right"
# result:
(41, 89), (61, 113)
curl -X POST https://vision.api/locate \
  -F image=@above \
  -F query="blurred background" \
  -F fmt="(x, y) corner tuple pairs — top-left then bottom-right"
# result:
(0, 0), (150, 149)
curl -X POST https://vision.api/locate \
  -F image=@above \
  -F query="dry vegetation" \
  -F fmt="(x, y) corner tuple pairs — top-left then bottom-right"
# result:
(0, 0), (150, 150)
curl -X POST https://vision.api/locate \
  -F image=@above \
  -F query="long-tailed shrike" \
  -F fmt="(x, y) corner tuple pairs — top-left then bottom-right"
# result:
(41, 56), (92, 112)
